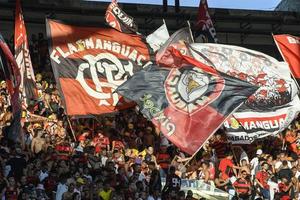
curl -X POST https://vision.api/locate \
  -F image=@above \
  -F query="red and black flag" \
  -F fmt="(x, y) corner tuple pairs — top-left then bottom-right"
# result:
(15, 0), (38, 105)
(273, 34), (300, 86)
(194, 0), (217, 43)
(46, 19), (152, 116)
(105, 0), (138, 34)
(0, 34), (22, 141)
(156, 27), (194, 68)
(117, 48), (257, 155)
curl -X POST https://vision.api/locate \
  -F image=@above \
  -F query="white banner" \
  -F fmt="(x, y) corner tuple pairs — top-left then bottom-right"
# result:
(225, 96), (300, 144)
(190, 43), (300, 143)
(146, 23), (169, 52)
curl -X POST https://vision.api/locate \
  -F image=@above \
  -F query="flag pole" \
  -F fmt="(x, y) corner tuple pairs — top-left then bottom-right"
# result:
(187, 20), (194, 43)
(67, 116), (77, 142)
(272, 33), (300, 91)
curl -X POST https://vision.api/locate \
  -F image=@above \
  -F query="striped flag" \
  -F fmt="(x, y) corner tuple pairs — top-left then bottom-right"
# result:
(14, 0), (38, 106)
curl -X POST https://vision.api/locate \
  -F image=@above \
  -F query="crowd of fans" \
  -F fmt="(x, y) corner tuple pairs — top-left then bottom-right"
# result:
(1, 33), (300, 200)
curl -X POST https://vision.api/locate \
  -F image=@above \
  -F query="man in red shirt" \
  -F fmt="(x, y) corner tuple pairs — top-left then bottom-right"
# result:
(255, 162), (270, 200)
(278, 177), (292, 200)
(218, 152), (241, 180)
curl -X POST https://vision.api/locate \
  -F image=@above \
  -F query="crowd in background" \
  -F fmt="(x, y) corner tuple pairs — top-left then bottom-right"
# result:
(1, 34), (300, 200)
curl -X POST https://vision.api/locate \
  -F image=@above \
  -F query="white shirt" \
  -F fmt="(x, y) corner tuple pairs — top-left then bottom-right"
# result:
(55, 183), (68, 200)
(250, 157), (259, 175)
(39, 170), (49, 182)
(147, 196), (162, 200)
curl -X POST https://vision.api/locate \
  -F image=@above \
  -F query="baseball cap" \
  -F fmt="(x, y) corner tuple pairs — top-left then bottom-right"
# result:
(256, 149), (263, 155)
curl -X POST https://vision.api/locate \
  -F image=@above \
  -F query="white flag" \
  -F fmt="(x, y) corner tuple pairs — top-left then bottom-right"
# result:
(146, 23), (170, 52)
(190, 43), (299, 142)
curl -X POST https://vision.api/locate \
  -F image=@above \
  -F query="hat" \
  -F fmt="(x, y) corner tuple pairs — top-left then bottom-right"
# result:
(256, 149), (263, 155)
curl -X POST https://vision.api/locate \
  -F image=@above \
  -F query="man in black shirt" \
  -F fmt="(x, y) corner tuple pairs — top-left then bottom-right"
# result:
(278, 160), (293, 181)
(6, 146), (27, 181)
(162, 166), (181, 197)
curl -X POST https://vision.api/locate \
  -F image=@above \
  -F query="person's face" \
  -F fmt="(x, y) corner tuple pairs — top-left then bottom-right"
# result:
(292, 167), (297, 175)
(241, 160), (247, 166)
(241, 171), (248, 179)
(263, 163), (269, 170)
(280, 153), (285, 161)
(8, 177), (15, 186)
(75, 172), (80, 179)
(282, 177), (288, 184)
(20, 176), (27, 185)
(68, 183), (75, 192)
(134, 164), (141, 173)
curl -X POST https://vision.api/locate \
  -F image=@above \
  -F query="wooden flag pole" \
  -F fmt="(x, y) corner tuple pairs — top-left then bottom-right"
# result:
(187, 20), (195, 43)
(67, 116), (77, 142)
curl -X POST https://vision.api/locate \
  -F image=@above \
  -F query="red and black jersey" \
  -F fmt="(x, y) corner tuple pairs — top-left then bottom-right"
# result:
(233, 178), (251, 195)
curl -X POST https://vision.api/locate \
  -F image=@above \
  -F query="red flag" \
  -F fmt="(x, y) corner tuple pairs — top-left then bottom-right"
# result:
(194, 0), (217, 43)
(156, 27), (194, 68)
(0, 34), (22, 141)
(14, 0), (38, 105)
(117, 48), (257, 155)
(273, 34), (300, 85)
(105, 1), (138, 34)
(46, 19), (151, 116)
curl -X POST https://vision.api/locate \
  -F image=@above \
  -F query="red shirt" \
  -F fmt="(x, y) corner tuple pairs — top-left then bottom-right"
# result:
(256, 171), (269, 189)
(219, 158), (234, 180)
(157, 153), (170, 170)
(278, 183), (291, 200)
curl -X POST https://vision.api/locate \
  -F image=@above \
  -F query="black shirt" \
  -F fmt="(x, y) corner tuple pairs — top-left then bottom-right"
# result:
(278, 168), (293, 181)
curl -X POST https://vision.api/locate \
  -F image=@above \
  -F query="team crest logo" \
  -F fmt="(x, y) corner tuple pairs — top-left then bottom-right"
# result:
(76, 52), (133, 106)
(164, 66), (224, 114)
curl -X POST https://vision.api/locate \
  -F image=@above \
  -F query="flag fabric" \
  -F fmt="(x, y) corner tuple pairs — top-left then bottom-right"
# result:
(194, 0), (217, 43)
(146, 22), (170, 52)
(273, 34), (300, 86)
(15, 0), (38, 105)
(46, 19), (152, 116)
(105, 1), (138, 34)
(156, 27), (194, 68)
(117, 48), (257, 155)
(225, 96), (300, 144)
(0, 34), (22, 142)
(190, 43), (299, 142)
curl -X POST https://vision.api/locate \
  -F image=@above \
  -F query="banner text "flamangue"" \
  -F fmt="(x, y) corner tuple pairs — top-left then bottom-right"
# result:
(50, 38), (148, 66)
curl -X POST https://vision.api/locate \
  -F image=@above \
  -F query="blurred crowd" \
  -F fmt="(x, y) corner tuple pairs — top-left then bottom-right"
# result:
(1, 34), (300, 200)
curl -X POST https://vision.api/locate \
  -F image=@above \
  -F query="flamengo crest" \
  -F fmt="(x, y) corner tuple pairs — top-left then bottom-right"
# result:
(76, 52), (133, 106)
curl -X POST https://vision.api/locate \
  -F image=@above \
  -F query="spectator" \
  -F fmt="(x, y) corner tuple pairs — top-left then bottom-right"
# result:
(219, 152), (241, 180)
(255, 162), (270, 200)
(233, 170), (252, 200)
(162, 166), (181, 197)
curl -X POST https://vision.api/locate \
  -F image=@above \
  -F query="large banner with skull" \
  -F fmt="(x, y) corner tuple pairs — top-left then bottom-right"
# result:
(46, 19), (152, 115)
(117, 49), (257, 155)
(190, 43), (300, 143)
